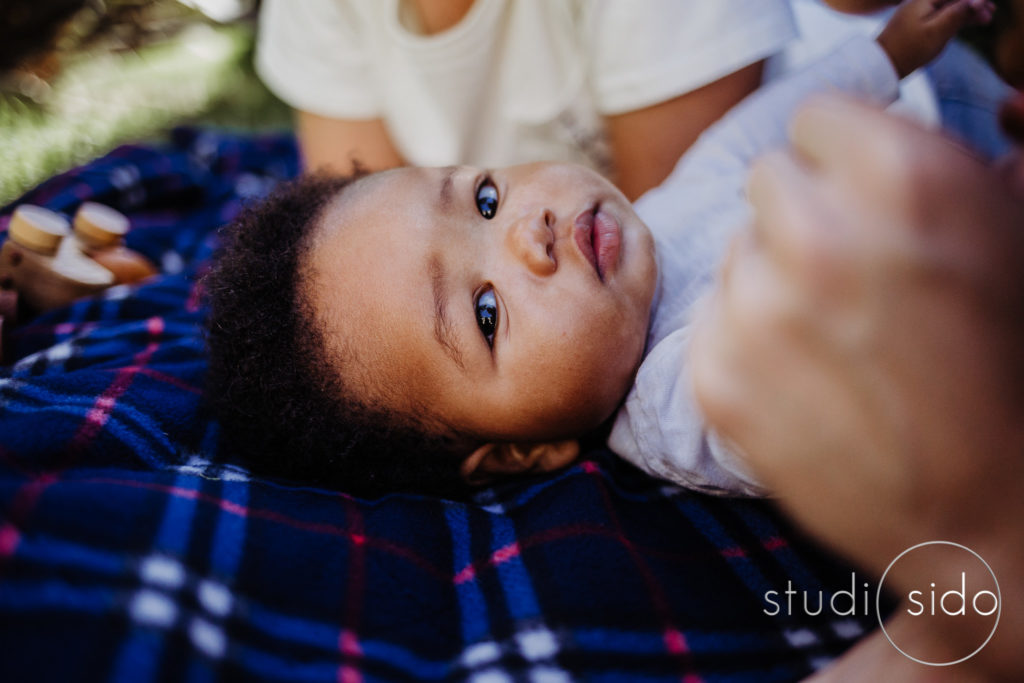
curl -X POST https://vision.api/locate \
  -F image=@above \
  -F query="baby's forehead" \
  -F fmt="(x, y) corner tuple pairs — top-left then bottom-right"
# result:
(313, 167), (438, 243)
(317, 171), (391, 229)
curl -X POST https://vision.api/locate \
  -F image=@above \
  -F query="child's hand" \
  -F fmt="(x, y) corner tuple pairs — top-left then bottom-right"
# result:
(877, 0), (995, 77)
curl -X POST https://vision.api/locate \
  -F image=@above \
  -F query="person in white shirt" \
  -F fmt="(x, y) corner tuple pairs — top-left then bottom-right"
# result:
(254, 0), (797, 199)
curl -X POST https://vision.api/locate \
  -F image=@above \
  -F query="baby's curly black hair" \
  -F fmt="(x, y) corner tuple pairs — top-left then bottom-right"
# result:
(203, 173), (472, 498)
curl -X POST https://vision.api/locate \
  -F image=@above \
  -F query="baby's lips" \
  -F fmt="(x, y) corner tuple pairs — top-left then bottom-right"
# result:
(592, 208), (622, 279)
(573, 207), (599, 276)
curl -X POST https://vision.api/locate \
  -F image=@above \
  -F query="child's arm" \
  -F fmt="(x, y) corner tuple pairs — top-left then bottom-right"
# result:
(877, 0), (995, 77)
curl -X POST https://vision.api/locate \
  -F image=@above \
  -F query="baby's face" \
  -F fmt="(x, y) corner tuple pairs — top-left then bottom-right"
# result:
(308, 162), (657, 445)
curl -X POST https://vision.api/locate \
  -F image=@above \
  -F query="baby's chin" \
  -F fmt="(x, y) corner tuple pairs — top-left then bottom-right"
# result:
(623, 221), (659, 351)
(588, 338), (649, 428)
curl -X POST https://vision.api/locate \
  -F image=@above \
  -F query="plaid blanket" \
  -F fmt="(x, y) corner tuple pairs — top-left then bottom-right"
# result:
(0, 130), (882, 682)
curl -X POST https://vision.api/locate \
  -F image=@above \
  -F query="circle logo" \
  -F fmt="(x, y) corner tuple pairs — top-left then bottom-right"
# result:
(876, 541), (1000, 666)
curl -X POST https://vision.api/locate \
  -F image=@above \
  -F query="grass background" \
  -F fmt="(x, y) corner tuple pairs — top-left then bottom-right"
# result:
(0, 16), (291, 207)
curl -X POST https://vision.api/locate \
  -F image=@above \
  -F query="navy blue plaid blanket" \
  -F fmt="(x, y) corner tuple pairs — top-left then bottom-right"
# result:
(0, 129), (882, 682)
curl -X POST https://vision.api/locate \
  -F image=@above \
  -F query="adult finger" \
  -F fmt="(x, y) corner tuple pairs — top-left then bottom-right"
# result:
(690, 239), (785, 463)
(746, 148), (854, 294)
(787, 95), (905, 174)
(787, 95), (985, 236)
(692, 234), (844, 489)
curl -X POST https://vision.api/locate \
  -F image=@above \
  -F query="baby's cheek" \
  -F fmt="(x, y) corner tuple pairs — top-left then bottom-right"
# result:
(521, 360), (613, 434)
(576, 344), (639, 424)
(527, 298), (644, 429)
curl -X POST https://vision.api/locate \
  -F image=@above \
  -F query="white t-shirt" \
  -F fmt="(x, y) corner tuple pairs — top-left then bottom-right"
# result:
(609, 35), (901, 495)
(256, 0), (797, 173)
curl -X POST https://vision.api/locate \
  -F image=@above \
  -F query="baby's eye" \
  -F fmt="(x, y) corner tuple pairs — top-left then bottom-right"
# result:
(475, 178), (498, 219)
(475, 288), (498, 347)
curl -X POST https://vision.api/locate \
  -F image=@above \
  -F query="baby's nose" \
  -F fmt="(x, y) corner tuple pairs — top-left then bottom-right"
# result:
(506, 210), (556, 276)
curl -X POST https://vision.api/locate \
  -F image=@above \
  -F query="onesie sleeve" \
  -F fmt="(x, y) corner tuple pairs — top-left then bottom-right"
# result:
(582, 0), (797, 115)
(255, 0), (379, 119)
(609, 327), (767, 496)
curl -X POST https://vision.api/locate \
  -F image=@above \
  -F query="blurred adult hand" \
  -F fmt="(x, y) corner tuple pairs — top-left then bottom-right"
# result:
(689, 95), (1024, 678)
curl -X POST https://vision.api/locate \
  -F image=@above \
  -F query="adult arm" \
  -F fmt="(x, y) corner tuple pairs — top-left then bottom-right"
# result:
(256, 0), (399, 174)
(288, 0), (473, 174)
(587, 0), (796, 199)
(296, 57), (767, 186)
(295, 111), (404, 175)
(606, 61), (765, 201)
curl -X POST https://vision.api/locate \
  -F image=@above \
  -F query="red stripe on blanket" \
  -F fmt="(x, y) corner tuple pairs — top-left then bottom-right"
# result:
(80, 476), (451, 581)
(585, 466), (702, 681)
(0, 524), (20, 558)
(72, 316), (165, 453)
(338, 497), (365, 683)
(454, 541), (521, 586)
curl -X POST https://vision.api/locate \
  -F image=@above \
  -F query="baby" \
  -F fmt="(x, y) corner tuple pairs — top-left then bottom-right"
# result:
(204, 0), (996, 497)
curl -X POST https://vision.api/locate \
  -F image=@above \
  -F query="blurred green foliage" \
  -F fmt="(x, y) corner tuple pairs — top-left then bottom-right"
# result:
(0, 14), (290, 206)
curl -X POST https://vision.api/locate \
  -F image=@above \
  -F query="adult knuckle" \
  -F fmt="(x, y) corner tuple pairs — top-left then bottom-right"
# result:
(778, 211), (852, 300)
(746, 154), (780, 209)
(691, 357), (743, 434)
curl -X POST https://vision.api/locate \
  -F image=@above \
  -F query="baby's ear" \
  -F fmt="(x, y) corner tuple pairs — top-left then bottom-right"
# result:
(460, 440), (580, 486)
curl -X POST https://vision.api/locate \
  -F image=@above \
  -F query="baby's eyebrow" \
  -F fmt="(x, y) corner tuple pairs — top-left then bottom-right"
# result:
(438, 166), (456, 211)
(429, 254), (466, 371)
